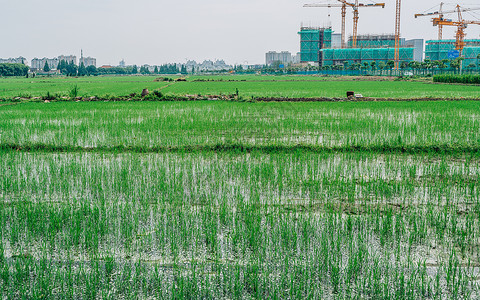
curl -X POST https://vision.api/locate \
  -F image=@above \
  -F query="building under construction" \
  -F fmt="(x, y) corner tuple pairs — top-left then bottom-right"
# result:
(298, 27), (333, 64)
(299, 27), (424, 67)
(425, 40), (480, 66)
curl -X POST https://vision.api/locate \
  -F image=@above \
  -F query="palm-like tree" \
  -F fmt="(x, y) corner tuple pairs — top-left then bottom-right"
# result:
(477, 53), (480, 73)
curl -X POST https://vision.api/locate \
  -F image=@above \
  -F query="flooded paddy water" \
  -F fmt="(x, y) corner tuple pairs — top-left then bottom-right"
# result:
(1, 151), (479, 298)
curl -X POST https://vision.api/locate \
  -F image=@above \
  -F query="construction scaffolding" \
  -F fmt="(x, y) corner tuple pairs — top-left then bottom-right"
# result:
(321, 47), (414, 66)
(299, 28), (421, 67)
(299, 27), (332, 63)
(347, 34), (397, 48)
(425, 40), (480, 65)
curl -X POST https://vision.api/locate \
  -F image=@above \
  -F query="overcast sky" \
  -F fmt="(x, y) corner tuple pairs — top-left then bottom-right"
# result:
(1, 0), (480, 66)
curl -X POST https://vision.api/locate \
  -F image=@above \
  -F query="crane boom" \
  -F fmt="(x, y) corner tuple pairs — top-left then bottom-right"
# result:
(427, 5), (480, 60)
(304, 2), (348, 48)
(304, 4), (343, 7)
(414, 4), (480, 40)
(415, 6), (480, 18)
(304, 1), (384, 48)
(337, 0), (385, 48)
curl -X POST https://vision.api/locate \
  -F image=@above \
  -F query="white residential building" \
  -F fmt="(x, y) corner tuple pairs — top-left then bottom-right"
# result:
(0, 57), (27, 64)
(58, 55), (77, 65)
(266, 51), (292, 66)
(31, 57), (59, 70)
(186, 60), (232, 72)
(79, 56), (96, 67)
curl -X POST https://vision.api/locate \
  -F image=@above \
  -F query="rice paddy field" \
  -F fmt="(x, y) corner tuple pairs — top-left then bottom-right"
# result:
(1, 84), (480, 298)
(2, 74), (480, 99)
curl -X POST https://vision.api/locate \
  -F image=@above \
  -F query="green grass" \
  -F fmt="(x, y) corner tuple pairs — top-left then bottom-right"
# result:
(1, 75), (480, 99)
(0, 75), (173, 98)
(434, 74), (480, 84)
(1, 100), (480, 298)
(163, 79), (480, 99)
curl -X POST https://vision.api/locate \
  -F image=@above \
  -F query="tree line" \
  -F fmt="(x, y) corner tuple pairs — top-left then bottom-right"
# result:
(0, 63), (29, 77)
(44, 62), (190, 76)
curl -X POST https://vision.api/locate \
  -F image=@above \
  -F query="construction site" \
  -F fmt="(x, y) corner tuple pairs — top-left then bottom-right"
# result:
(295, 1), (480, 69)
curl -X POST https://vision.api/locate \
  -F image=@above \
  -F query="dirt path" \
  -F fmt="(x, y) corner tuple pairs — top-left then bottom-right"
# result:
(0, 102), (19, 107)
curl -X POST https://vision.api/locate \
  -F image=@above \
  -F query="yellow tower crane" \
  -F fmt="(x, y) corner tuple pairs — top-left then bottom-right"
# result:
(394, 0), (401, 70)
(430, 5), (480, 56)
(304, 1), (385, 48)
(415, 4), (480, 40)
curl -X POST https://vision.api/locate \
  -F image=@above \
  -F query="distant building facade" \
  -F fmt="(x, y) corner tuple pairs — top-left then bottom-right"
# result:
(0, 57), (26, 64)
(425, 39), (480, 66)
(266, 51), (292, 65)
(30, 55), (86, 71)
(31, 57), (59, 70)
(80, 56), (96, 67)
(292, 53), (301, 64)
(185, 60), (232, 72)
(58, 55), (77, 65)
(404, 39), (424, 62)
(331, 33), (342, 48)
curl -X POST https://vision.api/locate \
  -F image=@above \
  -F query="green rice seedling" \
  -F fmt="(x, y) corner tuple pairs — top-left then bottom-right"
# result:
(69, 84), (80, 98)
(1, 99), (480, 297)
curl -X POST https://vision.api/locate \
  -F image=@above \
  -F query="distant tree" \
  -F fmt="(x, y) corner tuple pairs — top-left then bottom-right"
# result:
(450, 57), (464, 71)
(423, 59), (433, 71)
(58, 60), (68, 75)
(437, 60), (448, 70)
(78, 62), (87, 76)
(132, 65), (138, 74)
(408, 61), (422, 75)
(66, 61), (78, 76)
(362, 62), (370, 72)
(58, 60), (64, 74)
(180, 65), (187, 75)
(154, 66), (158, 74)
(370, 61), (377, 71)
(0, 63), (29, 76)
(400, 61), (408, 70)
(386, 60), (395, 69)
(43, 61), (50, 72)
(95, 66), (130, 75)
(86, 65), (97, 76)
(139, 66), (150, 74)
(349, 63), (361, 70)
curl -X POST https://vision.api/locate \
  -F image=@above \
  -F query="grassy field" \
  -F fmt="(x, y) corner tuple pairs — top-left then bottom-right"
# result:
(0, 76), (173, 98)
(1, 100), (480, 298)
(1, 75), (480, 99)
(163, 79), (480, 99)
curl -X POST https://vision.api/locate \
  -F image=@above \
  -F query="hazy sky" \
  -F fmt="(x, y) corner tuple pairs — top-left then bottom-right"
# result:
(1, 0), (480, 66)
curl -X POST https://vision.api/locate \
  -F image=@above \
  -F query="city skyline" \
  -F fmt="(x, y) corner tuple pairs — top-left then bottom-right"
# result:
(1, 0), (480, 66)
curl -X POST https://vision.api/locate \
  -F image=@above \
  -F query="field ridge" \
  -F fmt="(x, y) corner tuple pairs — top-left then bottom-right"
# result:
(2, 142), (479, 155)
